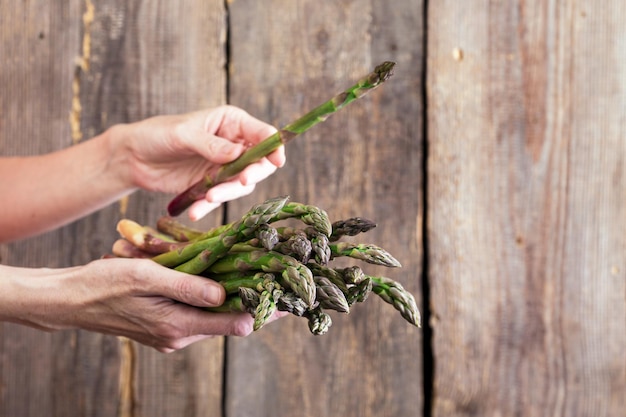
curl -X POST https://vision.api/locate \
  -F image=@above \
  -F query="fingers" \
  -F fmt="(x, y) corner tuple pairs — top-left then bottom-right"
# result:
(136, 262), (226, 307)
(152, 309), (291, 352)
(212, 105), (278, 146)
(187, 199), (222, 221)
(238, 157), (279, 186)
(187, 181), (256, 221)
(148, 309), (256, 352)
(185, 155), (279, 221)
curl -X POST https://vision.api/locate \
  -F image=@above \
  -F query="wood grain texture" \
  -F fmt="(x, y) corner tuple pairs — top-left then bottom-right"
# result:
(225, 1), (424, 416)
(0, 2), (122, 416)
(89, 2), (229, 416)
(428, 1), (626, 416)
(0, 1), (227, 416)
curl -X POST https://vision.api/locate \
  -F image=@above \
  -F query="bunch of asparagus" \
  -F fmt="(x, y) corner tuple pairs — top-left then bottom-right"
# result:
(112, 196), (421, 335)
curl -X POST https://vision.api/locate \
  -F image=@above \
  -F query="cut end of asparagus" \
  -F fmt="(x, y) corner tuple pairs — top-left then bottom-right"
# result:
(167, 175), (215, 216)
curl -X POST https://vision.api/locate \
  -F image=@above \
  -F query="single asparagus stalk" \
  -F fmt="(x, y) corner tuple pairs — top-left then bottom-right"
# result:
(116, 219), (185, 254)
(309, 232), (331, 265)
(238, 287), (260, 313)
(370, 275), (421, 328)
(208, 250), (316, 307)
(111, 239), (153, 259)
(156, 216), (204, 241)
(339, 265), (366, 285)
(346, 277), (373, 306)
(253, 286), (282, 331)
(205, 295), (246, 313)
(307, 263), (350, 294)
(276, 293), (310, 317)
(305, 307), (332, 336)
(153, 196), (289, 269)
(256, 224), (279, 250)
(220, 276), (265, 294)
(167, 61), (397, 216)
(329, 217), (377, 242)
(314, 276), (350, 313)
(329, 242), (402, 268)
(273, 231), (312, 263)
(270, 202), (332, 237)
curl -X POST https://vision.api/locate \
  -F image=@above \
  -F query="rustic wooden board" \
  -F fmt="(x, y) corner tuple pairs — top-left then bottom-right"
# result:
(0, 2), (123, 416)
(83, 2), (229, 417)
(0, 1), (227, 416)
(225, 1), (424, 416)
(428, 1), (626, 416)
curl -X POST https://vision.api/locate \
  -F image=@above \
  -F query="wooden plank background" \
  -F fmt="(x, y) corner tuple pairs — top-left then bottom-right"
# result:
(428, 1), (626, 416)
(0, 1), (624, 417)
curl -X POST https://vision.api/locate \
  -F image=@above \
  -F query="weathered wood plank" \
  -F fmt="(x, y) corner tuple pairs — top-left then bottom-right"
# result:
(0, 1), (228, 416)
(98, 1), (229, 416)
(226, 1), (424, 416)
(428, 1), (626, 416)
(0, 2), (122, 416)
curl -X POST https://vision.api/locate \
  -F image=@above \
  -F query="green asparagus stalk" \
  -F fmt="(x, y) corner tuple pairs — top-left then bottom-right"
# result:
(307, 263), (350, 294)
(329, 242), (402, 268)
(256, 224), (279, 250)
(370, 275), (421, 328)
(205, 295), (246, 313)
(273, 231), (312, 263)
(276, 293), (310, 317)
(309, 232), (331, 265)
(167, 61), (397, 216)
(329, 217), (377, 242)
(305, 307), (332, 336)
(253, 288), (281, 331)
(346, 277), (373, 306)
(339, 265), (366, 285)
(153, 196), (289, 269)
(314, 276), (350, 313)
(156, 216), (204, 241)
(219, 275), (265, 294)
(270, 202), (332, 237)
(238, 287), (260, 313)
(208, 250), (316, 307)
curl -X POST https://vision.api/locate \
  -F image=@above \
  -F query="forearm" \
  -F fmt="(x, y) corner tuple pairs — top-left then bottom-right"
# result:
(0, 125), (134, 242)
(0, 264), (78, 330)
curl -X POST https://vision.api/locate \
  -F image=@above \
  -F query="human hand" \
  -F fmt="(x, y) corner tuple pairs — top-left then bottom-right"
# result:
(112, 105), (286, 220)
(0, 259), (283, 352)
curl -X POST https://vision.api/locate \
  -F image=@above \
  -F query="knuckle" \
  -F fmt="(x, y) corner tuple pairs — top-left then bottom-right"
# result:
(172, 278), (196, 303)
(227, 317), (254, 337)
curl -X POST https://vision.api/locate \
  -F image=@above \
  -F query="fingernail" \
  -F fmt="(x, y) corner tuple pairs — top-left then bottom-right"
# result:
(205, 284), (225, 306)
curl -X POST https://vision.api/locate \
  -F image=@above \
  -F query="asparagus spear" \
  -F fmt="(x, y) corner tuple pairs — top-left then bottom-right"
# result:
(156, 216), (204, 241)
(270, 202), (332, 237)
(276, 293), (310, 317)
(370, 275), (421, 328)
(167, 61), (397, 216)
(305, 307), (332, 336)
(273, 231), (312, 263)
(314, 276), (350, 313)
(329, 242), (402, 268)
(329, 217), (377, 242)
(116, 219), (185, 254)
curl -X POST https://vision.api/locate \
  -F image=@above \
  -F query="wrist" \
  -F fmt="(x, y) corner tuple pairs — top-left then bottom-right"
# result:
(101, 123), (138, 193)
